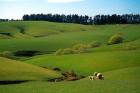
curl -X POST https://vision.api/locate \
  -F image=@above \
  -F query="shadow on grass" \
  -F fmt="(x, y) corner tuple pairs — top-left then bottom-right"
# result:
(0, 80), (31, 85)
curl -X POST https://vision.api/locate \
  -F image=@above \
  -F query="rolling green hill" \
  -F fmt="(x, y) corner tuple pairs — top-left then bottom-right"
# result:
(0, 67), (140, 93)
(25, 49), (140, 76)
(0, 22), (140, 52)
(0, 21), (140, 93)
(0, 21), (94, 38)
(0, 57), (61, 81)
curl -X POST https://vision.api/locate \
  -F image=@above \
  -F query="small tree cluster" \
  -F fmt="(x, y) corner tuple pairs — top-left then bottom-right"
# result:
(108, 34), (123, 45)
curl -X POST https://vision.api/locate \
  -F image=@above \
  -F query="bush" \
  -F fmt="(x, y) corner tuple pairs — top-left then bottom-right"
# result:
(108, 34), (123, 45)
(0, 51), (15, 59)
(89, 41), (101, 48)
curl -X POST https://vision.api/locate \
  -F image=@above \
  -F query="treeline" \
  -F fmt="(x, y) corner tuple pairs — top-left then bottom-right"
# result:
(23, 14), (140, 24)
(1, 14), (140, 25)
(23, 14), (93, 25)
(94, 14), (140, 24)
(0, 19), (21, 22)
(0, 19), (9, 22)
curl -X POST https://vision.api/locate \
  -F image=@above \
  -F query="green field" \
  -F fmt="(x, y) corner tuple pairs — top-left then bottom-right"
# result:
(0, 57), (61, 81)
(0, 67), (140, 93)
(0, 22), (140, 52)
(0, 21), (140, 93)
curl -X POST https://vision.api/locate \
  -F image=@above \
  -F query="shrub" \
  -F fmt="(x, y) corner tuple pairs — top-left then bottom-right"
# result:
(89, 41), (101, 48)
(108, 34), (123, 45)
(0, 51), (15, 59)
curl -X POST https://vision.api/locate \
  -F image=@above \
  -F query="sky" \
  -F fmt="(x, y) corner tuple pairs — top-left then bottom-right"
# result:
(0, 0), (140, 19)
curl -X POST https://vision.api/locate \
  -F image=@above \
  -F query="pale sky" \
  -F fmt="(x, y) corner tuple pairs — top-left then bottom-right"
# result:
(47, 0), (85, 3)
(0, 0), (140, 19)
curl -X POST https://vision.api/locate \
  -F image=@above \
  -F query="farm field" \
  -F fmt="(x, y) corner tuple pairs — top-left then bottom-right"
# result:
(0, 21), (140, 93)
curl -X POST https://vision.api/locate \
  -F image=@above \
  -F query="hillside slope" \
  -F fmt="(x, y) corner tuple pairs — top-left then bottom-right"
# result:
(0, 21), (94, 38)
(0, 57), (61, 81)
(0, 22), (140, 52)
(25, 49), (140, 76)
(0, 67), (140, 93)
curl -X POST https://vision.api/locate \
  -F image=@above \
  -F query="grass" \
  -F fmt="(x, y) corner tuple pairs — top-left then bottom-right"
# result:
(25, 49), (140, 76)
(104, 66), (140, 80)
(0, 22), (140, 52)
(0, 57), (61, 81)
(0, 67), (140, 93)
(0, 21), (94, 38)
(0, 21), (140, 93)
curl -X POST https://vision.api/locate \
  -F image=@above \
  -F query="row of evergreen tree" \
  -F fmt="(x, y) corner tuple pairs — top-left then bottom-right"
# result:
(94, 14), (140, 24)
(23, 14), (93, 25)
(1, 14), (140, 25)
(22, 14), (140, 24)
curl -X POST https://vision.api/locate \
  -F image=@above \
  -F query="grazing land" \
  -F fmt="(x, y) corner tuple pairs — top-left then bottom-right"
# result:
(0, 21), (140, 93)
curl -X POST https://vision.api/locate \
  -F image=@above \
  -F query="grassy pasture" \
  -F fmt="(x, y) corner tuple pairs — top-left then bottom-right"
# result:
(25, 49), (140, 76)
(0, 21), (140, 93)
(0, 67), (140, 93)
(0, 21), (94, 38)
(0, 57), (61, 81)
(0, 22), (140, 52)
